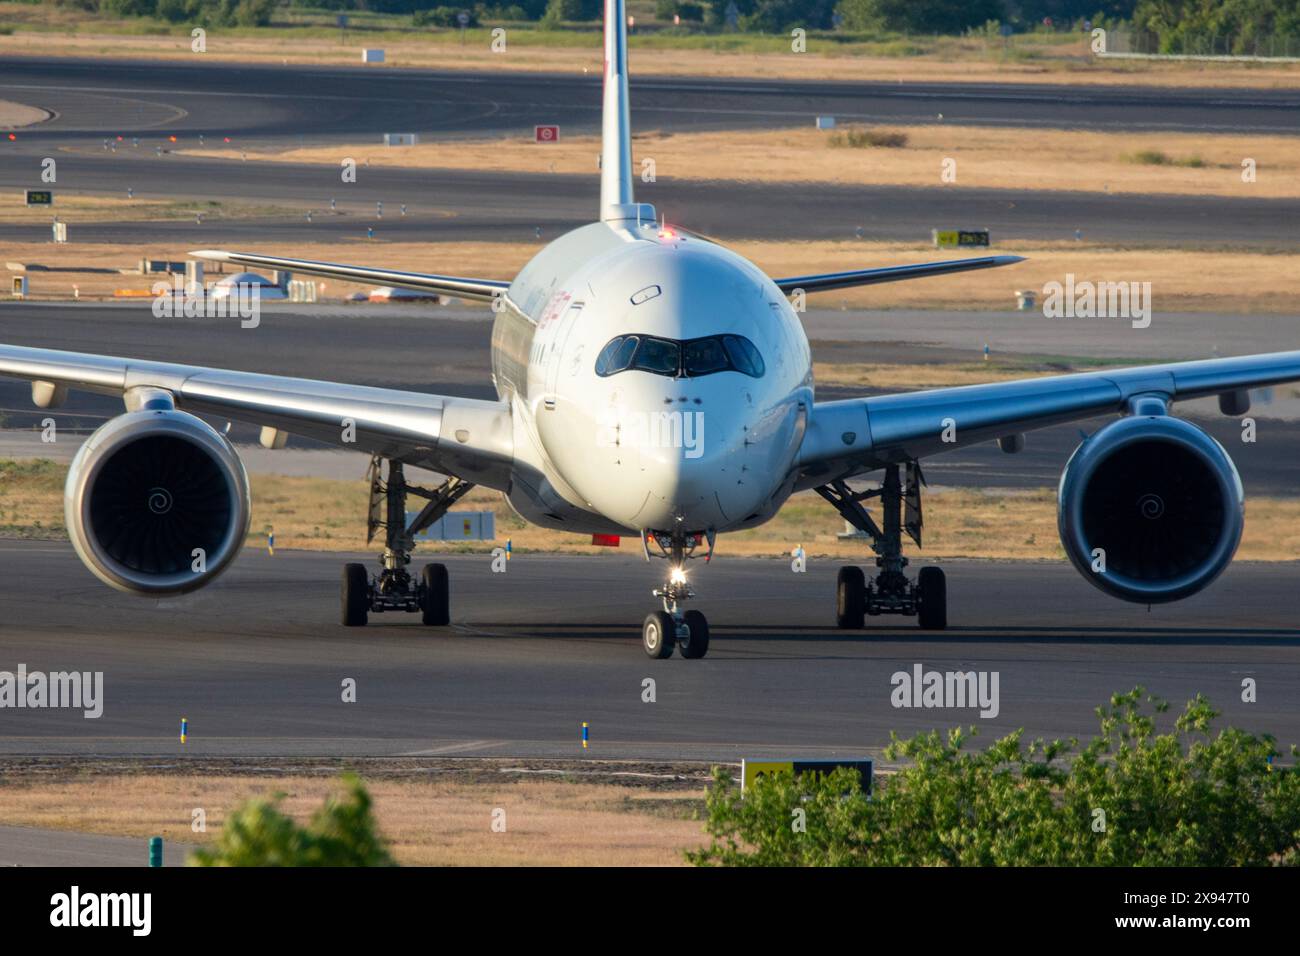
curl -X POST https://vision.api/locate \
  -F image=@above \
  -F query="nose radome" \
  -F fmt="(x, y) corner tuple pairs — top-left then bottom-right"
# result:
(634, 407), (761, 527)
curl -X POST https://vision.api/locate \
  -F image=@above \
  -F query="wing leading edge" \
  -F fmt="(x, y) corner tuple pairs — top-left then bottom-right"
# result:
(0, 344), (514, 490)
(795, 350), (1300, 489)
(774, 255), (1025, 295)
(190, 250), (510, 302)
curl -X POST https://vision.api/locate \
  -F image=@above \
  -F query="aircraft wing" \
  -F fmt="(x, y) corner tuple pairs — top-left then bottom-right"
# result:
(794, 351), (1300, 489)
(0, 344), (514, 489)
(773, 255), (1024, 294)
(190, 249), (510, 302)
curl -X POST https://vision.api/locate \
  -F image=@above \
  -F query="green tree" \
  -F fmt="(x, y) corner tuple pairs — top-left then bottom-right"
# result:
(836, 0), (1005, 34)
(542, 0), (600, 24)
(744, 0), (836, 31)
(190, 775), (396, 867)
(689, 688), (1300, 866)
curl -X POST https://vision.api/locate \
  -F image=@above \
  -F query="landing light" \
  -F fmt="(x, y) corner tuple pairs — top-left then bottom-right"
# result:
(670, 567), (687, 585)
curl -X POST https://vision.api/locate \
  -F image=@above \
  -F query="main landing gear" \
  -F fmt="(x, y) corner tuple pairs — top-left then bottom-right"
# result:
(340, 457), (472, 628)
(817, 461), (948, 631)
(640, 526), (713, 660)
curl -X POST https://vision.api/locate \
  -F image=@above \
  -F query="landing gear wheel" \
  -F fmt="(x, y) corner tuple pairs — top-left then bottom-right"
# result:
(642, 610), (676, 659)
(917, 566), (947, 630)
(836, 566), (866, 629)
(679, 609), (710, 659)
(420, 563), (450, 626)
(342, 563), (370, 627)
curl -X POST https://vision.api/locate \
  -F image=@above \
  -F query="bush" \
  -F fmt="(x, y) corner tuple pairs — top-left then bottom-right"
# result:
(190, 775), (396, 867)
(688, 688), (1300, 866)
(1125, 148), (1205, 167)
(828, 126), (908, 147)
(744, 0), (836, 31)
(232, 0), (275, 26)
(541, 0), (599, 24)
(836, 0), (1005, 34)
(656, 0), (704, 21)
(414, 5), (477, 26)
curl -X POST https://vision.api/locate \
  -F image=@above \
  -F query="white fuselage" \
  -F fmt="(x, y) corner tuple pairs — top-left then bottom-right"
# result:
(489, 219), (813, 536)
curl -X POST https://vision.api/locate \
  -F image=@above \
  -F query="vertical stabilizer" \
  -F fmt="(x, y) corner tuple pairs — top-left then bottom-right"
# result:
(600, 0), (638, 221)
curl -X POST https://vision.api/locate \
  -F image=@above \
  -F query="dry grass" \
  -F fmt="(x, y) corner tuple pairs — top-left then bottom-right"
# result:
(0, 773), (703, 866)
(813, 361), (1056, 389)
(7, 237), (1300, 312)
(180, 124), (1300, 199)
(0, 192), (298, 225)
(6, 459), (1300, 561)
(3, 20), (1300, 89)
(0, 98), (47, 127)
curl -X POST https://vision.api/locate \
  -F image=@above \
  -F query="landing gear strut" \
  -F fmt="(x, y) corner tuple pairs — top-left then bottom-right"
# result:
(340, 457), (472, 627)
(641, 525), (712, 659)
(817, 462), (947, 630)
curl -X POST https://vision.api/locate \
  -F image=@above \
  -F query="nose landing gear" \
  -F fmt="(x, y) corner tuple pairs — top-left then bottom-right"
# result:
(641, 527), (712, 659)
(818, 462), (948, 631)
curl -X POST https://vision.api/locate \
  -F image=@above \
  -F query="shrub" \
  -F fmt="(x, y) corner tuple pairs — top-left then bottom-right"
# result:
(190, 775), (396, 867)
(541, 0), (599, 24)
(414, 5), (478, 27)
(1126, 149), (1206, 167)
(828, 127), (908, 148)
(688, 688), (1300, 866)
(656, 0), (704, 22)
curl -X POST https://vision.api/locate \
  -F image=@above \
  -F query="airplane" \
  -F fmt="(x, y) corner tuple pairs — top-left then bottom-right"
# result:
(3, 0), (1299, 661)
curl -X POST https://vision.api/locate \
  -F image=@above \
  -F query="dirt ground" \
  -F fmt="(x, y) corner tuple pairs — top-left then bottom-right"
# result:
(6, 459), (1300, 561)
(0, 757), (713, 866)
(7, 237), (1300, 313)
(188, 125), (1299, 199)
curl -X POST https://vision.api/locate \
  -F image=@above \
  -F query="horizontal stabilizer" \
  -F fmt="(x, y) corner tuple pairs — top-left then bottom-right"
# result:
(774, 255), (1024, 295)
(190, 250), (510, 302)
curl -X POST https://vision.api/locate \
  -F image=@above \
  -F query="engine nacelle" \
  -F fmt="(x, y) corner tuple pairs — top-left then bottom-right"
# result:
(65, 409), (251, 595)
(1058, 414), (1243, 604)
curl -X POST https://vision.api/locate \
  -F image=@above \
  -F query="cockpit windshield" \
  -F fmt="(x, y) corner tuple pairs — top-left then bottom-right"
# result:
(595, 334), (765, 379)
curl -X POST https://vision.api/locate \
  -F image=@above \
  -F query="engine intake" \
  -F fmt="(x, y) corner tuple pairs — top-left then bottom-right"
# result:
(1058, 414), (1243, 604)
(65, 409), (251, 595)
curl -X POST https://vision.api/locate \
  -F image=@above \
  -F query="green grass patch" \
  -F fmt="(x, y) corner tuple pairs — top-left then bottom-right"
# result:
(1125, 149), (1207, 168)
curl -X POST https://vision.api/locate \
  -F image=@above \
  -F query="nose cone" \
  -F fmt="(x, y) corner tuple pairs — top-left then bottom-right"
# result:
(636, 437), (731, 528)
(614, 379), (767, 529)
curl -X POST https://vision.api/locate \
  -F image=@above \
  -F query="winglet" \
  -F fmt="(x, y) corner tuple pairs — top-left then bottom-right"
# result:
(600, 0), (639, 222)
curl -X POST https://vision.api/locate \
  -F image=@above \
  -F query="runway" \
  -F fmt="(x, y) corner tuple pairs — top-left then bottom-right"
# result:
(0, 543), (1296, 761)
(7, 57), (1300, 143)
(4, 151), (1291, 246)
(0, 825), (191, 867)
